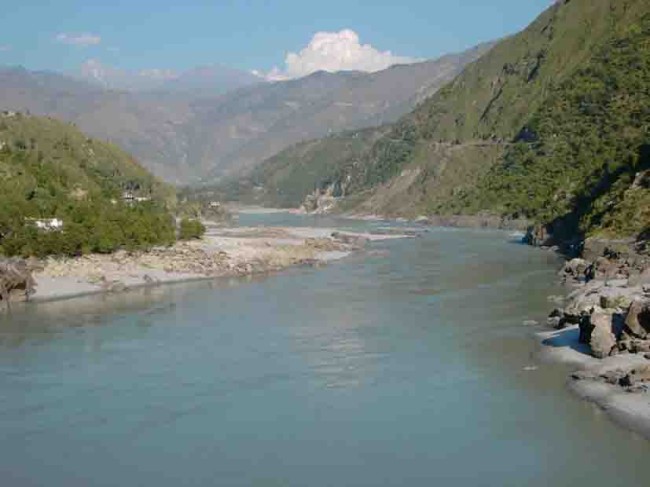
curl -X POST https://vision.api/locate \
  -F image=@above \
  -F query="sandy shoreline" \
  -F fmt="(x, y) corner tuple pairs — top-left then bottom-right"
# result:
(27, 224), (414, 304)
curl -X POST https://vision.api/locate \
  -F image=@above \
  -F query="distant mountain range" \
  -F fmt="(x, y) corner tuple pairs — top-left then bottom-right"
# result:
(0, 42), (492, 183)
(79, 60), (263, 95)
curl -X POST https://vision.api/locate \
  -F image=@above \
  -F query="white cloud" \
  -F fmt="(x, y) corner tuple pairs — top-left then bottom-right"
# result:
(0, 45), (11, 52)
(56, 33), (101, 47)
(262, 29), (418, 81)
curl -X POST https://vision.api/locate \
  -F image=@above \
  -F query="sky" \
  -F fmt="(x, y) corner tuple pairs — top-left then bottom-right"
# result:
(0, 0), (552, 79)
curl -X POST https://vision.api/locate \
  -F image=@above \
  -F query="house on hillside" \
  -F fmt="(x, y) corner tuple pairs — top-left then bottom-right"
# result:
(122, 191), (151, 204)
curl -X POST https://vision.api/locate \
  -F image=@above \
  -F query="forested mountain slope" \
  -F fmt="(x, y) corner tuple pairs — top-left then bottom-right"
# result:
(227, 0), (649, 244)
(0, 113), (176, 256)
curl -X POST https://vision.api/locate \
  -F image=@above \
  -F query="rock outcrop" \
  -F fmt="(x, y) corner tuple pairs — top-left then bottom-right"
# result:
(545, 238), (650, 401)
(302, 182), (344, 214)
(0, 258), (36, 309)
(585, 311), (619, 359)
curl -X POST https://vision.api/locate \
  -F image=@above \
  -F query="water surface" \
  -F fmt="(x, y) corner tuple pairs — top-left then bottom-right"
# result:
(1, 216), (649, 486)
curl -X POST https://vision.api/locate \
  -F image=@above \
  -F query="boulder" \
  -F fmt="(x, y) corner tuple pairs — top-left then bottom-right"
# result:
(599, 293), (633, 310)
(587, 311), (618, 358)
(547, 316), (563, 329)
(0, 258), (37, 308)
(563, 309), (583, 325)
(629, 268), (650, 287)
(562, 258), (590, 282)
(618, 365), (650, 387)
(547, 307), (583, 329)
(592, 257), (615, 280)
(622, 300), (650, 340)
(618, 339), (650, 354)
(524, 224), (552, 247)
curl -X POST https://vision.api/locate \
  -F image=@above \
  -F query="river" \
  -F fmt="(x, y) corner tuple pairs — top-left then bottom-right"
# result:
(1, 214), (649, 486)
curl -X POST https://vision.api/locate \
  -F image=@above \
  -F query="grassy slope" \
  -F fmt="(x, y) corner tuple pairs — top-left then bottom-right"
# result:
(0, 114), (173, 201)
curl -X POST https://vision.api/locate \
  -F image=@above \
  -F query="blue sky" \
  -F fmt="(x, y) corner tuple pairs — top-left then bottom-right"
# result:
(0, 0), (552, 76)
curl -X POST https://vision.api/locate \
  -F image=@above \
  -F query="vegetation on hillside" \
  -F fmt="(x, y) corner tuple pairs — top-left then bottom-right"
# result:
(0, 113), (177, 257)
(442, 6), (650, 239)
(222, 0), (650, 243)
(207, 127), (391, 208)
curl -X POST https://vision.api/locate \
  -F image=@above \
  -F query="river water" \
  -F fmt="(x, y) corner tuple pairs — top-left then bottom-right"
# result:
(1, 214), (650, 486)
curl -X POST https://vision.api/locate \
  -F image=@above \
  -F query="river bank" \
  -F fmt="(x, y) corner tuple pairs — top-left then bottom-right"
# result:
(7, 222), (650, 486)
(535, 238), (650, 439)
(345, 210), (650, 440)
(25, 223), (411, 304)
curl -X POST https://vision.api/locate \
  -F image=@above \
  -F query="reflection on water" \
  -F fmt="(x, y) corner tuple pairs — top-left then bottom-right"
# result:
(1, 221), (650, 487)
(0, 274), (270, 349)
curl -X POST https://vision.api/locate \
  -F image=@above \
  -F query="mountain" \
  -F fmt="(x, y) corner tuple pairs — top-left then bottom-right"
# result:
(0, 113), (176, 256)
(79, 60), (262, 95)
(200, 126), (391, 208)
(0, 66), (197, 182)
(158, 65), (262, 95)
(0, 43), (492, 184)
(190, 43), (493, 181)
(224, 0), (650, 244)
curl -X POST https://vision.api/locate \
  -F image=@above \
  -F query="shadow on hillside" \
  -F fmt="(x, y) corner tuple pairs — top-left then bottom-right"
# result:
(543, 143), (650, 250)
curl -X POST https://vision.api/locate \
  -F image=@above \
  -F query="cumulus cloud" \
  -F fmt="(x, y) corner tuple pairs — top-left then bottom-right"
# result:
(262, 29), (418, 81)
(56, 33), (101, 46)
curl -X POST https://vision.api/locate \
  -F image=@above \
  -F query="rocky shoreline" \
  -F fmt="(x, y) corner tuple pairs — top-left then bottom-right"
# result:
(536, 237), (650, 439)
(1, 224), (402, 306)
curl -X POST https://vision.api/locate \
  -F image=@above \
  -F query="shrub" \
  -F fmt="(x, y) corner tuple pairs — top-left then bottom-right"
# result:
(178, 218), (205, 240)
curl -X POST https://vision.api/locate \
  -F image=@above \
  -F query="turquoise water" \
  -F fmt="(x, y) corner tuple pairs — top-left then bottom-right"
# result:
(1, 216), (650, 486)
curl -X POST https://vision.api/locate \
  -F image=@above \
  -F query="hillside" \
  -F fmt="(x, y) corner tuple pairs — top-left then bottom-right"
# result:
(231, 0), (649, 245)
(0, 113), (176, 256)
(0, 43), (491, 183)
(196, 126), (391, 208)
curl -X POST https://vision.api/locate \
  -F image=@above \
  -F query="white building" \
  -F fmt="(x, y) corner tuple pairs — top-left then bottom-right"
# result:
(27, 218), (64, 231)
(122, 192), (151, 204)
